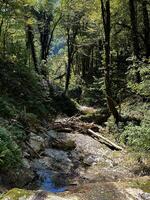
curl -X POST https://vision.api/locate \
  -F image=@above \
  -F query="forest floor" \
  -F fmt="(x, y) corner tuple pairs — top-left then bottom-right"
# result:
(0, 110), (150, 200)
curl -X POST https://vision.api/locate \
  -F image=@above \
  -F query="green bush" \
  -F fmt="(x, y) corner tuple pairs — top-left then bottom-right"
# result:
(121, 111), (150, 151)
(127, 58), (150, 97)
(0, 96), (18, 118)
(0, 126), (22, 169)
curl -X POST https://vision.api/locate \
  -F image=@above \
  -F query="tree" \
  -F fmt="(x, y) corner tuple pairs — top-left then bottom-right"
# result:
(142, 0), (150, 58)
(129, 0), (141, 83)
(100, 0), (120, 124)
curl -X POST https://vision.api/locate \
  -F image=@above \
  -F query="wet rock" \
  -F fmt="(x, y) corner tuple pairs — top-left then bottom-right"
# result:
(31, 157), (53, 170)
(42, 149), (73, 173)
(44, 149), (71, 164)
(31, 148), (74, 173)
(29, 132), (45, 153)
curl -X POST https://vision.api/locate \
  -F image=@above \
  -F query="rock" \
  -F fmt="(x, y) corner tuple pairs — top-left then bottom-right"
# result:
(22, 158), (31, 169)
(42, 149), (73, 173)
(0, 188), (78, 200)
(47, 130), (76, 151)
(31, 157), (53, 170)
(29, 132), (45, 153)
(44, 149), (71, 164)
(125, 188), (150, 200)
(83, 154), (105, 166)
(31, 148), (74, 173)
(44, 149), (73, 173)
(51, 139), (76, 151)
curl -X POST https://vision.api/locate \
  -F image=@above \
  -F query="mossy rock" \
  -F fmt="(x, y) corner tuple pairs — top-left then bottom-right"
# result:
(0, 188), (33, 200)
(0, 188), (76, 200)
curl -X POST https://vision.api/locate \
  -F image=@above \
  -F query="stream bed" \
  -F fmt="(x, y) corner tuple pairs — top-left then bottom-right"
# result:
(27, 169), (68, 193)
(36, 170), (67, 193)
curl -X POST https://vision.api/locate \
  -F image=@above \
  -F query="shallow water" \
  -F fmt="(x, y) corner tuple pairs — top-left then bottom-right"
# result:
(36, 170), (67, 193)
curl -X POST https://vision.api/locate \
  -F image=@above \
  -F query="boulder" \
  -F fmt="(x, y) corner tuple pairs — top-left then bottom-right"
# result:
(43, 149), (73, 173)
(29, 132), (45, 154)
(47, 130), (76, 151)
(31, 157), (53, 170)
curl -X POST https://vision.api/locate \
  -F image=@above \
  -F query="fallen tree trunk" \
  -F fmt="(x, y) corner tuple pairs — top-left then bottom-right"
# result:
(88, 129), (123, 151)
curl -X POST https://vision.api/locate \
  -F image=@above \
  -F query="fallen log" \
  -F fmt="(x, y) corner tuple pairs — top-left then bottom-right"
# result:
(88, 129), (123, 151)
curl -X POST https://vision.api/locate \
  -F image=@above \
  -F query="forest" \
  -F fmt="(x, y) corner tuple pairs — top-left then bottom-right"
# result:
(0, 0), (150, 199)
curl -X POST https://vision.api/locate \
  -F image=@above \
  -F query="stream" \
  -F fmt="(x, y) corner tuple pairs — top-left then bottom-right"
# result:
(35, 170), (67, 193)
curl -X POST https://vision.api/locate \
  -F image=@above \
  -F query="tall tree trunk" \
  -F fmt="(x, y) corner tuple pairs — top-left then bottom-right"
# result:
(101, 0), (120, 124)
(26, 24), (39, 74)
(142, 0), (150, 58)
(129, 0), (141, 83)
(65, 29), (72, 95)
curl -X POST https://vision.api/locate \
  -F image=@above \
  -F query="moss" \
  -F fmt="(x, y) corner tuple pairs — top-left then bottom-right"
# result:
(0, 188), (33, 200)
(129, 179), (150, 193)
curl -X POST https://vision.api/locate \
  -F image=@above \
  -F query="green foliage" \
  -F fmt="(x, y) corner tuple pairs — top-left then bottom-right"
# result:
(0, 58), (54, 119)
(121, 111), (150, 151)
(0, 96), (18, 118)
(0, 126), (22, 169)
(81, 77), (106, 107)
(107, 100), (150, 152)
(127, 58), (150, 97)
(122, 123), (150, 151)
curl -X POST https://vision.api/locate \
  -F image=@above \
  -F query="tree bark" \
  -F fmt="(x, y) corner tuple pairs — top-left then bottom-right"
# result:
(26, 24), (39, 74)
(65, 29), (72, 95)
(101, 0), (120, 124)
(129, 0), (141, 83)
(142, 0), (150, 58)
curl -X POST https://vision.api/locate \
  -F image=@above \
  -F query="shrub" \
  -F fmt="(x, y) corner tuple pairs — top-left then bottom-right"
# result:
(0, 127), (22, 169)
(0, 96), (18, 118)
(127, 58), (150, 97)
(121, 110), (150, 151)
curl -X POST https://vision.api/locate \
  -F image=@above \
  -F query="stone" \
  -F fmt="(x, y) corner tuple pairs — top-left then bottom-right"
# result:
(44, 149), (71, 164)
(31, 157), (53, 170)
(125, 188), (150, 200)
(29, 132), (45, 153)
(0, 188), (79, 200)
(83, 154), (105, 166)
(22, 158), (31, 169)
(47, 130), (76, 151)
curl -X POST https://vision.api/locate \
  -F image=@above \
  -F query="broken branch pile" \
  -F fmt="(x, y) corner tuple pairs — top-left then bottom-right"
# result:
(49, 117), (123, 151)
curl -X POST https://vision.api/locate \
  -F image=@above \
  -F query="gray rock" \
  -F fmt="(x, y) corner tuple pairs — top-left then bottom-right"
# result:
(29, 132), (45, 153)
(83, 154), (105, 166)
(125, 188), (150, 200)
(31, 157), (53, 170)
(47, 130), (76, 150)
(22, 158), (31, 169)
(44, 149), (72, 164)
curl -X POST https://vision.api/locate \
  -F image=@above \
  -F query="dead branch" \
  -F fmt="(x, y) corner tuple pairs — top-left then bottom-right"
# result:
(88, 129), (123, 151)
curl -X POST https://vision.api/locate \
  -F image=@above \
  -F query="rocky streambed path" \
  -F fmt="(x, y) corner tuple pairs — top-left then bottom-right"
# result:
(0, 116), (150, 200)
